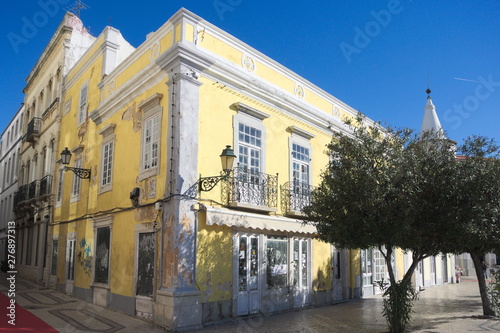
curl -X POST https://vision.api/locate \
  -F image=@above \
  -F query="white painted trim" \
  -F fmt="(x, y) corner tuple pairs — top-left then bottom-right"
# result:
(63, 98), (71, 116)
(97, 123), (116, 137)
(77, 81), (89, 127)
(232, 102), (270, 120)
(94, 65), (165, 124)
(138, 93), (163, 111)
(70, 144), (85, 155)
(233, 111), (267, 174)
(287, 126), (315, 140)
(91, 215), (113, 286)
(99, 137), (115, 194)
(186, 7), (369, 122)
(288, 133), (313, 186)
(139, 105), (162, 181)
(69, 157), (82, 203)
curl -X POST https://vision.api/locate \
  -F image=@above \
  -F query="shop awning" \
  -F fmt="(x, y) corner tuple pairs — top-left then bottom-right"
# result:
(203, 205), (317, 235)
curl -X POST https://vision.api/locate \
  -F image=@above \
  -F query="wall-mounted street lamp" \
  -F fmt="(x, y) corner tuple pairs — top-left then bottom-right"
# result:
(60, 147), (91, 180)
(199, 145), (237, 192)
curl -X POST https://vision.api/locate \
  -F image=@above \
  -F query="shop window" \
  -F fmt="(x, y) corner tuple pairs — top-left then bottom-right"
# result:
(239, 235), (258, 292)
(136, 232), (155, 296)
(292, 239), (309, 288)
(94, 227), (110, 284)
(266, 236), (288, 289)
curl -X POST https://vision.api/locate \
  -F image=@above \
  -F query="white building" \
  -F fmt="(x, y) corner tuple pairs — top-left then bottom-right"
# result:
(0, 105), (24, 268)
(14, 13), (95, 283)
(409, 90), (456, 289)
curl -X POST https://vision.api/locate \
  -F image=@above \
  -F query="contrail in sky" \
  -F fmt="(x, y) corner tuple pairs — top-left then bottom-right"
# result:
(454, 77), (479, 83)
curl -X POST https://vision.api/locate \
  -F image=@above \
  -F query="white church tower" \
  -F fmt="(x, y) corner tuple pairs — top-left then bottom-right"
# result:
(420, 88), (445, 138)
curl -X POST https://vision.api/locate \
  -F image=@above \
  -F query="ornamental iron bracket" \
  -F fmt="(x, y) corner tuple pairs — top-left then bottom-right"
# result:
(64, 166), (91, 180)
(199, 175), (226, 192)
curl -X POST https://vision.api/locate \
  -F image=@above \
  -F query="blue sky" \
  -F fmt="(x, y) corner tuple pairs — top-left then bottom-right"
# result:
(1, 0), (499, 143)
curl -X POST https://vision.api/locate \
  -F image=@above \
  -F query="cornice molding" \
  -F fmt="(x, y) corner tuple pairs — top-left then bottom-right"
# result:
(92, 214), (113, 228)
(138, 93), (163, 111)
(155, 42), (214, 73)
(95, 64), (164, 124)
(191, 12), (361, 119)
(231, 102), (270, 120)
(24, 24), (73, 93)
(186, 47), (340, 134)
(98, 23), (173, 91)
(98, 123), (116, 137)
(287, 126), (315, 140)
(71, 144), (85, 155)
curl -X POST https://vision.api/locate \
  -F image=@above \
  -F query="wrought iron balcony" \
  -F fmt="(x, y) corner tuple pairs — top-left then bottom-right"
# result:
(14, 184), (29, 207)
(13, 176), (52, 209)
(25, 117), (42, 144)
(222, 167), (278, 210)
(280, 181), (315, 216)
(39, 175), (53, 196)
(28, 180), (40, 200)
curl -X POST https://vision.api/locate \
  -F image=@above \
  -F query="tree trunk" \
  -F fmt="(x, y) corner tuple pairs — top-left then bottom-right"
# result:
(470, 251), (495, 316)
(381, 246), (396, 286)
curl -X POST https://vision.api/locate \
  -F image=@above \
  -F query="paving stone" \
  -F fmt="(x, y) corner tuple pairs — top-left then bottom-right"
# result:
(1, 272), (498, 332)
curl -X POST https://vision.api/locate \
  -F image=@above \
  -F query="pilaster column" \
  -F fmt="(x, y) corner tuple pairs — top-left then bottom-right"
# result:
(154, 60), (203, 330)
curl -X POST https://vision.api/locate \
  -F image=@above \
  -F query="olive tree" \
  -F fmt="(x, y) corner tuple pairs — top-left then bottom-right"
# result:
(446, 136), (500, 316)
(303, 115), (458, 332)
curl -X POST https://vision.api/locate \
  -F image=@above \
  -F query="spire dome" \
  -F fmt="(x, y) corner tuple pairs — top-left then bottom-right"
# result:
(420, 88), (445, 138)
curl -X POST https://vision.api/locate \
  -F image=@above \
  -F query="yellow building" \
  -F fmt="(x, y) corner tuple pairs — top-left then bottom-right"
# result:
(46, 8), (357, 330)
(14, 13), (95, 284)
(22, 8), (455, 332)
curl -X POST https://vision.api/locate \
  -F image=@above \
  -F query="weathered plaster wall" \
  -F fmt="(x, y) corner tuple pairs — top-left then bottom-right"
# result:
(312, 240), (332, 291)
(197, 214), (233, 303)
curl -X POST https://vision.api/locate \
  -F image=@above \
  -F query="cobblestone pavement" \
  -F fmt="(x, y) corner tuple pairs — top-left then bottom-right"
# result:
(192, 277), (500, 333)
(0, 272), (165, 333)
(2, 272), (500, 332)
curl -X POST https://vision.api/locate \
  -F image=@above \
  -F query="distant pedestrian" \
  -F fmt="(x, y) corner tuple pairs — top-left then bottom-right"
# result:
(455, 266), (462, 283)
(482, 261), (488, 278)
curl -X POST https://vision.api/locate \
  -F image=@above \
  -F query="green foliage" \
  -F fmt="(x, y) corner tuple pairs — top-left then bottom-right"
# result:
(450, 136), (500, 254)
(377, 280), (419, 333)
(454, 136), (500, 316)
(488, 269), (500, 316)
(304, 114), (457, 256)
(303, 113), (500, 325)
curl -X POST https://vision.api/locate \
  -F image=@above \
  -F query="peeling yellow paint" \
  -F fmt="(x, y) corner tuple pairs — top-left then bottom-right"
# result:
(180, 213), (192, 235)
(196, 214), (232, 302)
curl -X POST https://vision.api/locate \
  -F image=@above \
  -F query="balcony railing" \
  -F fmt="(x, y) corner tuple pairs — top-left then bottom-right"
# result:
(280, 181), (315, 216)
(28, 180), (40, 200)
(39, 175), (52, 196)
(222, 167), (278, 210)
(25, 117), (41, 144)
(14, 184), (29, 207)
(13, 176), (53, 209)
